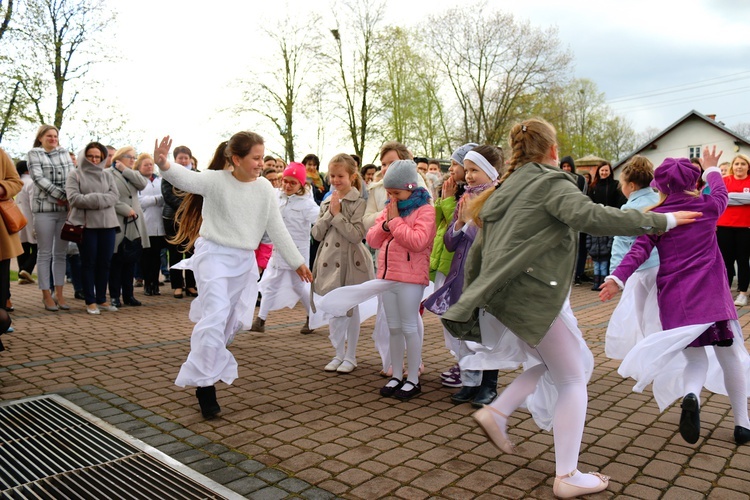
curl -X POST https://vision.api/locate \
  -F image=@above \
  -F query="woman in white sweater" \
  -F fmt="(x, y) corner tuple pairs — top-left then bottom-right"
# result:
(153, 132), (312, 419)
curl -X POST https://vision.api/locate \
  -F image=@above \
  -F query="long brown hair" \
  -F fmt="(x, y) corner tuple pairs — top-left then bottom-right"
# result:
(169, 132), (263, 251)
(468, 118), (557, 226)
(33, 125), (59, 148)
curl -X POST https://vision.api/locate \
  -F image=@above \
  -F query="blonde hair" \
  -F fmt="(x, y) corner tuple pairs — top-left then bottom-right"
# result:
(729, 154), (750, 177)
(33, 125), (59, 148)
(328, 153), (362, 192)
(112, 146), (136, 163)
(134, 153), (154, 171)
(468, 118), (557, 226)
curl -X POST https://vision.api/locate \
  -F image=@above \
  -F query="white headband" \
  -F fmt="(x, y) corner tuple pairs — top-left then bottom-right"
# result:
(464, 151), (498, 182)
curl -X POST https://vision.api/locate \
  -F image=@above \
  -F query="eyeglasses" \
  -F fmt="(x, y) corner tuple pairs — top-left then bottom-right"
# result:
(85, 155), (102, 161)
(281, 179), (299, 185)
(121, 155), (137, 160)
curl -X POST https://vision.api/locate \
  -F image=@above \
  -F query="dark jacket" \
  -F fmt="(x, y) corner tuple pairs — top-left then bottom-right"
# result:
(161, 178), (184, 221)
(586, 234), (613, 260)
(589, 176), (625, 208)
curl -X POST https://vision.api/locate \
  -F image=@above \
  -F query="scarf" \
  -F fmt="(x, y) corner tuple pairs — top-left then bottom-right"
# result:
(385, 187), (431, 217)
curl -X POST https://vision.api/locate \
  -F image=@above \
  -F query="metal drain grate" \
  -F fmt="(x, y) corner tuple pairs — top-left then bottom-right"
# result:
(0, 395), (242, 499)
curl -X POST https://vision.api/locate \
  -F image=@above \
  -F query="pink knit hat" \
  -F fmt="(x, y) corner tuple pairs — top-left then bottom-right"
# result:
(283, 162), (307, 185)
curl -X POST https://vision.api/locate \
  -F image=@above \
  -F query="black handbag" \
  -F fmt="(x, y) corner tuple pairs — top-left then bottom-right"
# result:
(61, 171), (85, 244)
(119, 216), (142, 262)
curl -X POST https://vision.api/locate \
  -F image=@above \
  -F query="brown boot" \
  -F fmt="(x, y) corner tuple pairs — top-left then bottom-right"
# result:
(250, 316), (265, 332)
(300, 316), (314, 334)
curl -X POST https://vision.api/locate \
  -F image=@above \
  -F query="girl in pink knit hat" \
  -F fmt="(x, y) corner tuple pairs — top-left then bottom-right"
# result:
(252, 162), (319, 334)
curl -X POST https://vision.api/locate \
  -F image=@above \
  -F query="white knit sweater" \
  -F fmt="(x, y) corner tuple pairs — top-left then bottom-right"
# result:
(160, 166), (304, 269)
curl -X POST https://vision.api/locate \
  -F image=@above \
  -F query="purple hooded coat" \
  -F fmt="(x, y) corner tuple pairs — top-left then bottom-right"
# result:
(612, 159), (736, 330)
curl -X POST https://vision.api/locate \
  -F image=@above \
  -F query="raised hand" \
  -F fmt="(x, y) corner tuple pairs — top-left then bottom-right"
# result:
(153, 136), (173, 170)
(702, 145), (723, 168)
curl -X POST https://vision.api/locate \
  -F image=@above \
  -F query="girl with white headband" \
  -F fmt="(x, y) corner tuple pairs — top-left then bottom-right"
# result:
(424, 145), (503, 408)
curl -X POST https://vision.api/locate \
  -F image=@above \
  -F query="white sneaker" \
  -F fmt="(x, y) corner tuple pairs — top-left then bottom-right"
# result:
(735, 294), (748, 307)
(324, 358), (343, 372)
(337, 360), (356, 373)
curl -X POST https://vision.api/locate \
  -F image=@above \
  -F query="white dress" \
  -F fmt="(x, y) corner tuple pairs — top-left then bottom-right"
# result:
(458, 298), (594, 431)
(605, 266), (662, 359)
(173, 238), (260, 387)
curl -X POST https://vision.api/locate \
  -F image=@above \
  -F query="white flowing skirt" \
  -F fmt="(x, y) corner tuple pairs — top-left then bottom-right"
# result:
(173, 238), (259, 388)
(316, 279), (433, 370)
(258, 263), (311, 313)
(618, 319), (750, 412)
(458, 298), (594, 431)
(605, 266), (661, 360)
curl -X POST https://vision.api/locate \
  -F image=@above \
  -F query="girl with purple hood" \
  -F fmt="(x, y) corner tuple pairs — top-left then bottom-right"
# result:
(600, 148), (750, 446)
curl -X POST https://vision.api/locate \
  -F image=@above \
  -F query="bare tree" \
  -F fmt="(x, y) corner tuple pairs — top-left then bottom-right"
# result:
(236, 13), (323, 162)
(12, 0), (113, 129)
(0, 0), (12, 41)
(328, 0), (386, 159)
(732, 122), (750, 141)
(425, 2), (572, 145)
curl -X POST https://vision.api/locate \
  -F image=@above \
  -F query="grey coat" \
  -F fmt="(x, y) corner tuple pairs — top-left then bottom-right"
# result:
(65, 159), (120, 230)
(107, 166), (150, 250)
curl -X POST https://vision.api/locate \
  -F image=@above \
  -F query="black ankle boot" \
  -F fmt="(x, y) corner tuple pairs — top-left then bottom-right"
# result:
(451, 385), (480, 404)
(472, 370), (499, 408)
(196, 385), (221, 418)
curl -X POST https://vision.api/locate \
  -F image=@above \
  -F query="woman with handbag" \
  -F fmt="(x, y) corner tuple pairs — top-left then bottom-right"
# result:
(107, 146), (149, 308)
(27, 125), (75, 311)
(66, 142), (120, 315)
(0, 148), (24, 314)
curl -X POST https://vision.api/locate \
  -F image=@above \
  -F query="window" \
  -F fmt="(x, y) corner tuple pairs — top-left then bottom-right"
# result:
(689, 145), (702, 159)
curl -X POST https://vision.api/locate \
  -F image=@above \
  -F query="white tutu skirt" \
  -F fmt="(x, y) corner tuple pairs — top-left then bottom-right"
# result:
(173, 238), (259, 388)
(316, 279), (433, 370)
(258, 263), (311, 312)
(458, 299), (594, 431)
(618, 319), (750, 412)
(605, 266), (661, 359)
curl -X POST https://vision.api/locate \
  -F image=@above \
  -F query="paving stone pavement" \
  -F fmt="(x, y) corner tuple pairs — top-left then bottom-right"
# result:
(2, 276), (750, 499)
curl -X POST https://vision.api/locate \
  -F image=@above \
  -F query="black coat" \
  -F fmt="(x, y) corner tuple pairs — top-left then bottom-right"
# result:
(589, 177), (625, 208)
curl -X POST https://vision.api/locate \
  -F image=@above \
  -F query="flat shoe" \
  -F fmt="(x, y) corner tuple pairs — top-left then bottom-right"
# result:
(472, 405), (516, 454)
(735, 426), (750, 445)
(324, 358), (343, 372)
(56, 301), (70, 311)
(679, 393), (700, 444)
(393, 381), (421, 400)
(336, 360), (356, 373)
(553, 471), (609, 499)
(380, 377), (404, 397)
(86, 306), (101, 315)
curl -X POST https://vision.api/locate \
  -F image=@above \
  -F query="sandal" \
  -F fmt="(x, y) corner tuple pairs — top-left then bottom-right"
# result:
(552, 470), (609, 499)
(472, 405), (516, 454)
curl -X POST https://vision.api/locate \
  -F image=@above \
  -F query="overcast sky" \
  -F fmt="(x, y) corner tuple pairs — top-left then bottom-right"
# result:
(6, 0), (750, 164)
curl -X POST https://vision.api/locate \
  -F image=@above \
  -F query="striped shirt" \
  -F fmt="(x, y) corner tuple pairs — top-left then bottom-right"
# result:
(27, 146), (74, 213)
